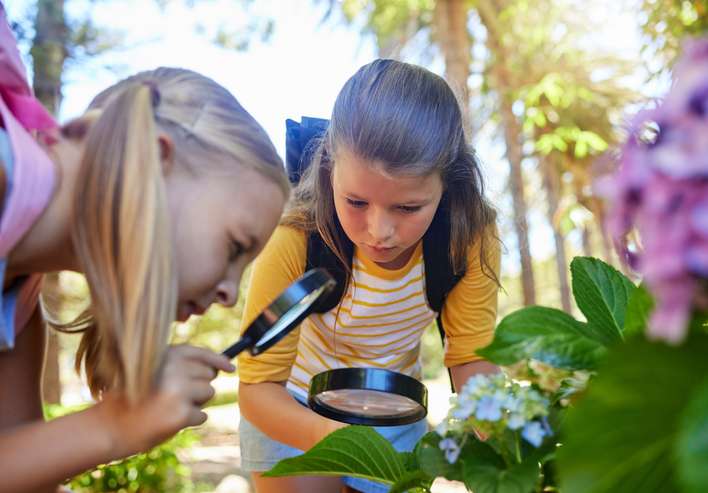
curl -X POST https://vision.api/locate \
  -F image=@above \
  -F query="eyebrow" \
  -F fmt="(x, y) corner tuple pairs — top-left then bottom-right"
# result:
(344, 193), (433, 207)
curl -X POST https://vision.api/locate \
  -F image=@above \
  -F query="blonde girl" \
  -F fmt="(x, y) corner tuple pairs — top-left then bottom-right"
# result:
(0, 6), (289, 492)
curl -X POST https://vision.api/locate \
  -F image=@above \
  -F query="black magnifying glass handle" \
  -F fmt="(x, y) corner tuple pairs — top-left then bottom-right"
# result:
(222, 336), (253, 359)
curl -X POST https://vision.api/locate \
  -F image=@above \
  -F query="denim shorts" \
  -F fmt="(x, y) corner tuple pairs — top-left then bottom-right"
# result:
(239, 392), (428, 493)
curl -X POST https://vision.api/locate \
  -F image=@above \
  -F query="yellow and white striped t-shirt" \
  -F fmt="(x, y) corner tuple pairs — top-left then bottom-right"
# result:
(287, 242), (434, 397)
(237, 225), (500, 396)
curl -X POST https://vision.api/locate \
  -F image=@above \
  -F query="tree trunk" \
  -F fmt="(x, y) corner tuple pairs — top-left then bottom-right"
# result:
(31, 0), (67, 114)
(477, 0), (537, 305)
(581, 225), (593, 258)
(500, 100), (536, 305)
(432, 0), (472, 135)
(542, 159), (571, 312)
(31, 0), (68, 405)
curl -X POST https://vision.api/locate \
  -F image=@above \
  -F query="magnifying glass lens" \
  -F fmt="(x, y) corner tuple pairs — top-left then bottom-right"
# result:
(312, 389), (422, 418)
(256, 285), (328, 348)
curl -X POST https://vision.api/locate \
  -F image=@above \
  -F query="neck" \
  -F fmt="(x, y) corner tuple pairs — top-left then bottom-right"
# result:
(6, 135), (82, 279)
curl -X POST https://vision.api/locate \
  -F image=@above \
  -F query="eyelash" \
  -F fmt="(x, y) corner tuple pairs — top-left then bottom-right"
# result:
(345, 198), (421, 214)
(346, 198), (367, 209)
(228, 241), (243, 262)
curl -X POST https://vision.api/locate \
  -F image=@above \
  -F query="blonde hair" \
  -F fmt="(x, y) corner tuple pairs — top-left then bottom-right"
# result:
(43, 68), (288, 402)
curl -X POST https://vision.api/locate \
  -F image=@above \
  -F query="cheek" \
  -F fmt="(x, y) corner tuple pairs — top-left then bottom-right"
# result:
(172, 221), (225, 301)
(334, 199), (364, 239)
(399, 211), (437, 243)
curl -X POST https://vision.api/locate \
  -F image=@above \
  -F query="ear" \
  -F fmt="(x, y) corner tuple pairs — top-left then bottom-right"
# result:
(158, 133), (175, 176)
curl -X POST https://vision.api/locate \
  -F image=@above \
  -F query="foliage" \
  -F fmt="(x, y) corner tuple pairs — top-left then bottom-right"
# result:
(639, 0), (708, 69)
(45, 404), (199, 492)
(265, 256), (641, 492)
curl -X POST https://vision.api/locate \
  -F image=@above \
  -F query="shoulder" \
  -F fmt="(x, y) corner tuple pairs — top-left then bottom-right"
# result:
(266, 225), (308, 253)
(466, 223), (501, 267)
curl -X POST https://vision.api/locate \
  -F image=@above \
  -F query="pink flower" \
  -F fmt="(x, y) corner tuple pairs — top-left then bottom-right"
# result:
(606, 37), (708, 344)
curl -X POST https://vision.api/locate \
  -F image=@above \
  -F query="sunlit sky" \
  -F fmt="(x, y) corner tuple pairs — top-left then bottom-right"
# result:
(6, 0), (657, 281)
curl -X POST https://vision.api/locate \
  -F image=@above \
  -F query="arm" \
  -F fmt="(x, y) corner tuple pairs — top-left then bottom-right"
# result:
(0, 309), (234, 493)
(0, 308), (115, 492)
(239, 381), (344, 451)
(450, 360), (499, 393)
(237, 226), (344, 448)
(441, 225), (503, 391)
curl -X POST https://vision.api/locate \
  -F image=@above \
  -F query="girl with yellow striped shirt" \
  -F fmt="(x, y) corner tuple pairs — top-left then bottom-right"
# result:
(238, 59), (502, 493)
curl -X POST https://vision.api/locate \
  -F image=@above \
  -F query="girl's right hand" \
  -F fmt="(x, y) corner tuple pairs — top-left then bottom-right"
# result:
(96, 344), (235, 458)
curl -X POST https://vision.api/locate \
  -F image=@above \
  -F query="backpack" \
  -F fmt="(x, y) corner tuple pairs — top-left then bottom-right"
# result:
(286, 117), (465, 390)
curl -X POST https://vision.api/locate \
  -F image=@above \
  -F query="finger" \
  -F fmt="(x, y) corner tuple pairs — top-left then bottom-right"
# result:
(186, 408), (208, 428)
(182, 360), (217, 381)
(189, 381), (216, 406)
(179, 345), (236, 374)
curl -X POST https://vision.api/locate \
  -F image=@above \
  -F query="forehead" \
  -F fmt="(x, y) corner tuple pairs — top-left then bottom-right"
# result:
(333, 148), (442, 201)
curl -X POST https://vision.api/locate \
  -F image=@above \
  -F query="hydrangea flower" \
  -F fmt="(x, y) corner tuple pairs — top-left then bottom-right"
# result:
(435, 373), (551, 448)
(439, 438), (461, 464)
(521, 421), (547, 447)
(604, 38), (708, 343)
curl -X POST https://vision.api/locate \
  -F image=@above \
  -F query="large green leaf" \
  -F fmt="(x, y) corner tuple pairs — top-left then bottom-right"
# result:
(557, 333), (708, 493)
(478, 306), (606, 370)
(264, 426), (404, 483)
(676, 376), (708, 493)
(389, 471), (433, 493)
(462, 445), (541, 493)
(570, 257), (635, 345)
(623, 283), (654, 337)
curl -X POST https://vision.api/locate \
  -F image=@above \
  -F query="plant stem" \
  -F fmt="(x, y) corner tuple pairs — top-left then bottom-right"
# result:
(515, 432), (522, 463)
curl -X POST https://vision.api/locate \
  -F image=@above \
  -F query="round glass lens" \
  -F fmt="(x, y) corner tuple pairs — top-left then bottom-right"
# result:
(313, 389), (422, 417)
(256, 285), (328, 347)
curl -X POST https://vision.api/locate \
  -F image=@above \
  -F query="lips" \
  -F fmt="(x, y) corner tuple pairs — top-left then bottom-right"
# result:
(368, 244), (395, 253)
(177, 301), (207, 322)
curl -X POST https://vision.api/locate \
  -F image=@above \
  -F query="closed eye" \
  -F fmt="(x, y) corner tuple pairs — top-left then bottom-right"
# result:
(228, 240), (244, 263)
(346, 198), (368, 209)
(398, 205), (422, 213)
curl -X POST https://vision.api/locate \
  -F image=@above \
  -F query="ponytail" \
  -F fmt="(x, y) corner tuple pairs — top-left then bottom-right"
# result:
(72, 83), (175, 401)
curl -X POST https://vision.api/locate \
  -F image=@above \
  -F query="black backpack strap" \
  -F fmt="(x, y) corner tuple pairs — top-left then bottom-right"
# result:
(423, 195), (464, 313)
(285, 117), (329, 184)
(305, 221), (354, 313)
(423, 194), (466, 392)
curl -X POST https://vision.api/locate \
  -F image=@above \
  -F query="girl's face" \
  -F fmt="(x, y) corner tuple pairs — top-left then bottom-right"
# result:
(332, 148), (443, 269)
(165, 163), (285, 321)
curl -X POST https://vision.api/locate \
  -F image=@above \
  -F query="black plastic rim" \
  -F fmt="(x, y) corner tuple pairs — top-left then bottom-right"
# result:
(222, 268), (335, 359)
(308, 368), (428, 426)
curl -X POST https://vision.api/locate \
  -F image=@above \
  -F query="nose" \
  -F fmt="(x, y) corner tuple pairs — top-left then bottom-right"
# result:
(215, 279), (239, 307)
(368, 208), (395, 243)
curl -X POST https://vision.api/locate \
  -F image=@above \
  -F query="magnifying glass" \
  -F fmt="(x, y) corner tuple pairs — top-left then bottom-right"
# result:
(308, 368), (428, 426)
(222, 268), (336, 358)
(221, 267), (427, 427)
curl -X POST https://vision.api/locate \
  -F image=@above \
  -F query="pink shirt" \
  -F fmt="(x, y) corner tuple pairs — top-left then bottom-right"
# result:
(0, 3), (57, 350)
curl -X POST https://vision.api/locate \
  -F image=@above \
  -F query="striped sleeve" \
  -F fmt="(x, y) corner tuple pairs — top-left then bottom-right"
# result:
(237, 225), (307, 383)
(440, 225), (501, 367)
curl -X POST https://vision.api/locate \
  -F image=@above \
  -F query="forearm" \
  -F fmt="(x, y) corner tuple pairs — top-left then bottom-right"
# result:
(239, 381), (344, 451)
(0, 404), (115, 493)
(450, 359), (499, 393)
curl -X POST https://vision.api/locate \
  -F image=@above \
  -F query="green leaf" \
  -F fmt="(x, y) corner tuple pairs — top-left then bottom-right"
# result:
(623, 284), (654, 337)
(478, 306), (606, 370)
(264, 426), (404, 483)
(416, 432), (463, 481)
(571, 257), (635, 346)
(462, 446), (540, 493)
(389, 470), (434, 493)
(557, 332), (708, 493)
(676, 377), (708, 493)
